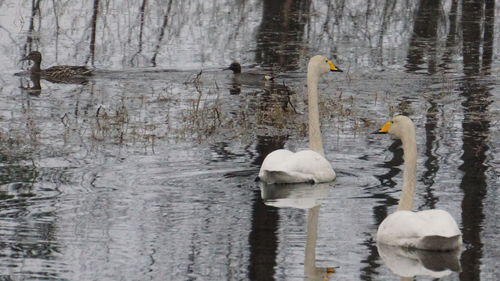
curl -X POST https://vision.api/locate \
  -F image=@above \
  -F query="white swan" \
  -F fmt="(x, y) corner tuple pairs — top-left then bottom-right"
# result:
(375, 115), (462, 251)
(258, 55), (342, 184)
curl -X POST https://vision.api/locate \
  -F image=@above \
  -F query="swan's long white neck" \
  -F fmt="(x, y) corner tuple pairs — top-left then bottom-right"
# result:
(307, 71), (325, 156)
(398, 127), (417, 211)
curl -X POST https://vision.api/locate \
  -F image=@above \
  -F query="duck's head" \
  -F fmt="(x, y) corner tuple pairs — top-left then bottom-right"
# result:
(375, 115), (415, 139)
(307, 55), (342, 76)
(21, 51), (42, 63)
(224, 62), (242, 74)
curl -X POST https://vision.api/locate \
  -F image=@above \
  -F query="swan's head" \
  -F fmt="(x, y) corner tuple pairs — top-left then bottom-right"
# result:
(308, 55), (342, 76)
(375, 115), (415, 140)
(224, 62), (241, 74)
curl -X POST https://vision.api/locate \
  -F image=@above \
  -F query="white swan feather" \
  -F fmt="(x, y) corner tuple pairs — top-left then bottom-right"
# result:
(259, 149), (336, 184)
(377, 210), (462, 250)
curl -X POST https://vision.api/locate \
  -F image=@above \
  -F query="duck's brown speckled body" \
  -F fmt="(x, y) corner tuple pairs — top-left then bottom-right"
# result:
(21, 51), (92, 80)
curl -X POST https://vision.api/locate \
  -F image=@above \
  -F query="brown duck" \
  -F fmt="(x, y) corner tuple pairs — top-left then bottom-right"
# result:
(21, 51), (92, 81)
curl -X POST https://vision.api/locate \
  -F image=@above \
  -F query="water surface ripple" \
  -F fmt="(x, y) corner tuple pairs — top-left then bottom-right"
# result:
(0, 0), (499, 281)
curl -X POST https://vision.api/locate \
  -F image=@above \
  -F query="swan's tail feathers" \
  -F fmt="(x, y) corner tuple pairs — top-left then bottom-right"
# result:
(418, 235), (462, 251)
(260, 170), (314, 184)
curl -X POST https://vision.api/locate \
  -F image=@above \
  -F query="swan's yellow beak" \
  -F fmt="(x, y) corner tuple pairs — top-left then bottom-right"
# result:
(375, 121), (392, 134)
(328, 60), (343, 72)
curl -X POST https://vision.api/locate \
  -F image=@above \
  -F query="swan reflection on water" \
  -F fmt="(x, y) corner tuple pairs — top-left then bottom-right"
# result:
(377, 242), (461, 280)
(259, 182), (335, 281)
(259, 182), (331, 210)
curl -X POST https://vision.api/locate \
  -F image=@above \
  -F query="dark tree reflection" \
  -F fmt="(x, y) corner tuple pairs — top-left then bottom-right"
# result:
(361, 139), (403, 280)
(421, 100), (438, 209)
(255, 0), (311, 70)
(441, 0), (459, 68)
(405, 0), (441, 74)
(482, 0), (494, 74)
(22, 0), (41, 55)
(248, 136), (287, 281)
(87, 0), (100, 66)
(249, 2), (314, 278)
(151, 0), (174, 67)
(459, 0), (494, 280)
(405, 0), (443, 207)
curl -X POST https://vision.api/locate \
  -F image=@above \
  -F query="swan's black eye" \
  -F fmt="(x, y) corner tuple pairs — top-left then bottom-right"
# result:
(325, 60), (328, 63)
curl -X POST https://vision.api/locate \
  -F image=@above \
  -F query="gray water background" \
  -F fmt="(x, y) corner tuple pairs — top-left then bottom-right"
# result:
(0, 0), (499, 280)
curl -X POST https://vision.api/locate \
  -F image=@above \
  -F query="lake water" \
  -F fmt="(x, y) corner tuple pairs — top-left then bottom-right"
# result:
(0, 0), (499, 280)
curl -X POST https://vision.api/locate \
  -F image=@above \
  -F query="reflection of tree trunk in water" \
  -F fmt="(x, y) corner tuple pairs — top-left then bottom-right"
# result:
(138, 0), (147, 53)
(130, 0), (148, 65)
(482, 0), (494, 73)
(459, 73), (489, 281)
(359, 233), (381, 280)
(51, 0), (60, 59)
(375, 0), (396, 66)
(248, 192), (279, 281)
(255, 0), (311, 70)
(422, 100), (438, 209)
(405, 0), (441, 74)
(151, 0), (173, 67)
(462, 0), (481, 76)
(87, 0), (100, 66)
(248, 135), (286, 281)
(23, 0), (42, 55)
(252, 136), (288, 166)
(361, 140), (402, 280)
(441, 0), (458, 67)
(253, 0), (311, 152)
(459, 1), (493, 280)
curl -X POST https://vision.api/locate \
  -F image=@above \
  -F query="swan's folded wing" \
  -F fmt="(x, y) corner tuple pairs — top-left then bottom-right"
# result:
(259, 150), (335, 184)
(377, 211), (425, 247)
(280, 150), (336, 183)
(416, 210), (462, 238)
(416, 210), (462, 250)
(377, 210), (462, 250)
(260, 149), (295, 171)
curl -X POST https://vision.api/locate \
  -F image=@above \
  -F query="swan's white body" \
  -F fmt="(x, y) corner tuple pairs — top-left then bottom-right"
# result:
(259, 149), (336, 184)
(377, 210), (462, 250)
(375, 116), (462, 251)
(258, 55), (341, 184)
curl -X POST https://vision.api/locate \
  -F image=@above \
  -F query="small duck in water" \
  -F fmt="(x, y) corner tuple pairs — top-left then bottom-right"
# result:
(225, 62), (242, 74)
(224, 61), (275, 81)
(21, 51), (92, 81)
